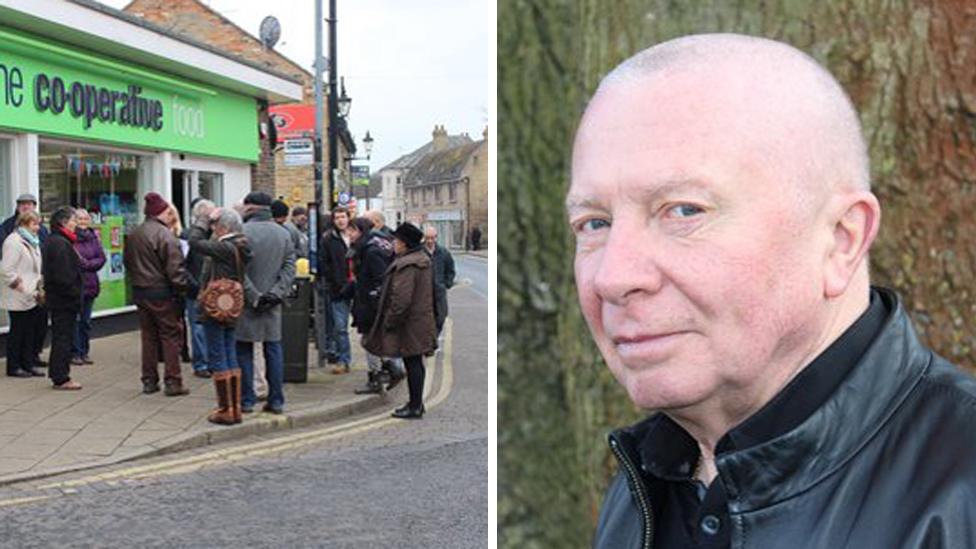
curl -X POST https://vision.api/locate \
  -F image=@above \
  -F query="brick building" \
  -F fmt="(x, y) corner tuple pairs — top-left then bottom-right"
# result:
(123, 0), (356, 208)
(366, 126), (473, 230)
(401, 126), (489, 250)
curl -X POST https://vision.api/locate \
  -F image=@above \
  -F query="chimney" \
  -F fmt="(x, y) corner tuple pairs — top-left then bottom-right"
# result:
(432, 124), (448, 152)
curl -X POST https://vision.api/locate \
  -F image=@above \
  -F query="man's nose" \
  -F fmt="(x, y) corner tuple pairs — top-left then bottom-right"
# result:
(591, 224), (664, 305)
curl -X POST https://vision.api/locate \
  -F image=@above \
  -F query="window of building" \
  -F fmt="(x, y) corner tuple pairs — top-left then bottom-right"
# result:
(433, 184), (441, 203)
(449, 183), (457, 202)
(38, 140), (154, 313)
(198, 171), (224, 207)
(0, 137), (11, 220)
(411, 189), (419, 207)
(39, 141), (152, 233)
(0, 137), (11, 330)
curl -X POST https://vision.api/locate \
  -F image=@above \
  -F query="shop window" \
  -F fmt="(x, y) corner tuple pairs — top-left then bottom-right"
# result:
(0, 138), (10, 330)
(39, 141), (154, 314)
(0, 138), (10, 221)
(39, 142), (150, 232)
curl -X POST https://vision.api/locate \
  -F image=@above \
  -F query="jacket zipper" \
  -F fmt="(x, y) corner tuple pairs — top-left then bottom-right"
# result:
(610, 437), (654, 549)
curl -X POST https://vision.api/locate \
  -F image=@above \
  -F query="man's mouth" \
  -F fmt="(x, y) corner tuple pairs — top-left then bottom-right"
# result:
(611, 331), (691, 362)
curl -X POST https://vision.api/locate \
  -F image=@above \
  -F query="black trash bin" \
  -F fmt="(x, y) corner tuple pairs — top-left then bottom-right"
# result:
(282, 276), (312, 382)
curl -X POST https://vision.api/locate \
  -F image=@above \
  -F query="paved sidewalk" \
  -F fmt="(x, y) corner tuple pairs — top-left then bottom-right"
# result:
(0, 329), (393, 486)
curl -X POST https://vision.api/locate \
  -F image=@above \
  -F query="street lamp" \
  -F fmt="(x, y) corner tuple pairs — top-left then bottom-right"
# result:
(338, 78), (352, 118)
(362, 130), (374, 159)
(347, 131), (375, 209)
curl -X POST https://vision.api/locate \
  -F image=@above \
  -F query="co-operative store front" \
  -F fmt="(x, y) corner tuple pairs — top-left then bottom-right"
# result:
(0, 1), (302, 330)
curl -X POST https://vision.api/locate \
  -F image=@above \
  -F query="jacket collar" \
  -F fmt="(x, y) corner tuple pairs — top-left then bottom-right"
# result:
(243, 207), (272, 223)
(611, 288), (929, 512)
(394, 247), (430, 268)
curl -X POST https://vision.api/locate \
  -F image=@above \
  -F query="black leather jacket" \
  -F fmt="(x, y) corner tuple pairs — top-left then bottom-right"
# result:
(595, 289), (976, 549)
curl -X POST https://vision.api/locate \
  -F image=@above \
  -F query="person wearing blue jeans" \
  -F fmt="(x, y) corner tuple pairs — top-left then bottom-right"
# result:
(204, 320), (242, 424)
(329, 297), (352, 372)
(187, 206), (252, 424)
(236, 340), (284, 413)
(71, 296), (95, 363)
(234, 192), (296, 415)
(71, 208), (106, 365)
(320, 207), (353, 374)
(186, 297), (209, 377)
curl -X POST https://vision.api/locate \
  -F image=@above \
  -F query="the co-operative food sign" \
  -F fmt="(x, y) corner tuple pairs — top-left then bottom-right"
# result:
(2, 65), (165, 132)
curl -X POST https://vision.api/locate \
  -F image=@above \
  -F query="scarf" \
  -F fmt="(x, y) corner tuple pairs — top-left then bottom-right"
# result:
(58, 226), (77, 243)
(17, 227), (39, 248)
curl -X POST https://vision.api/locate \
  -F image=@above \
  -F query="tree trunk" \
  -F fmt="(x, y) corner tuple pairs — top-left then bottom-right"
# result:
(499, 1), (976, 547)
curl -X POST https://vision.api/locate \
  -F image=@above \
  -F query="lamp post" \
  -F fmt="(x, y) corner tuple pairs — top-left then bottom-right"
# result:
(326, 0), (339, 211)
(347, 130), (374, 209)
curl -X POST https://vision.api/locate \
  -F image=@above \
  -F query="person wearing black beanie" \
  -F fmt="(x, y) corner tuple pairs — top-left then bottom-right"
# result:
(271, 200), (305, 259)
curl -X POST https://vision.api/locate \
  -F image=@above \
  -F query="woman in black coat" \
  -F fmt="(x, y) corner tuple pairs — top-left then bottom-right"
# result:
(347, 217), (403, 394)
(43, 206), (83, 390)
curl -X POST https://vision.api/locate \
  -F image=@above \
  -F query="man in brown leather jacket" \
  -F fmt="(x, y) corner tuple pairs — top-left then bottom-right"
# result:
(123, 192), (189, 396)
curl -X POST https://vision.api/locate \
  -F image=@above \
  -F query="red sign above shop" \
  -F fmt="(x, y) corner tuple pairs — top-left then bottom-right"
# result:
(269, 104), (315, 143)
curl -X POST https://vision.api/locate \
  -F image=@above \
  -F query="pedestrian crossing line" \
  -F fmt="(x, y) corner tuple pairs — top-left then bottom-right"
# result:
(30, 318), (456, 492)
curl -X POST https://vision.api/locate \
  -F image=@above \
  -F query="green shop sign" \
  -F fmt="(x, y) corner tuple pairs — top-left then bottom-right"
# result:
(0, 26), (258, 162)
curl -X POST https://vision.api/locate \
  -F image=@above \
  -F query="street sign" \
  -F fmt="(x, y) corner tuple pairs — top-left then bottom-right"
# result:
(351, 164), (370, 186)
(338, 191), (351, 205)
(284, 138), (313, 166)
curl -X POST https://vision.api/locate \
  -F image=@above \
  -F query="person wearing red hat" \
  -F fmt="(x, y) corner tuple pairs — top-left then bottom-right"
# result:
(123, 192), (190, 396)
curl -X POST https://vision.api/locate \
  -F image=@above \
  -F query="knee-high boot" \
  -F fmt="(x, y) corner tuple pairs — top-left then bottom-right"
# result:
(208, 370), (235, 425)
(229, 368), (242, 424)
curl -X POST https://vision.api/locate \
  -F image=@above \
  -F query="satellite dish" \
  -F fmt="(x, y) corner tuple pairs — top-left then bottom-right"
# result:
(259, 16), (281, 49)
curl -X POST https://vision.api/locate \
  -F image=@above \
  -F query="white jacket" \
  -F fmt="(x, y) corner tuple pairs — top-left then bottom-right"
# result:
(0, 230), (42, 311)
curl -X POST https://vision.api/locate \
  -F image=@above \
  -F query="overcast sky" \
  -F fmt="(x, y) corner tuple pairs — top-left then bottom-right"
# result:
(100, 0), (491, 169)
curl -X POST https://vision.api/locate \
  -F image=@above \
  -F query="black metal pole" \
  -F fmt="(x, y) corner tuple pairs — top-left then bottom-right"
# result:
(327, 0), (339, 210)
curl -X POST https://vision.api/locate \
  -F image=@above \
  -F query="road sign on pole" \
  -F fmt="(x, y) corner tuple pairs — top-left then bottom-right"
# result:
(284, 138), (314, 166)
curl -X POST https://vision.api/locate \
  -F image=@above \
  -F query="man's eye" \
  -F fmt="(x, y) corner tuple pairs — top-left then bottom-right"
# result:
(577, 218), (610, 233)
(667, 204), (705, 218)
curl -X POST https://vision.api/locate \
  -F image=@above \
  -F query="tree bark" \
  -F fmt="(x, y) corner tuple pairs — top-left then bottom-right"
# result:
(499, 1), (976, 547)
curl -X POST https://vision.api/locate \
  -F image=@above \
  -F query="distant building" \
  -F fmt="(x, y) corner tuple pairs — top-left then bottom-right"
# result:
(402, 127), (488, 250)
(364, 126), (472, 230)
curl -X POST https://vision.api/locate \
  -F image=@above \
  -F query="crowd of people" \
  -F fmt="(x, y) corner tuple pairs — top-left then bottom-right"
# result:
(0, 189), (455, 423)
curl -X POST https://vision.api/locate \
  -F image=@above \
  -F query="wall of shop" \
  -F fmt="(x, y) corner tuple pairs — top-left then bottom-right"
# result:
(0, 24), (265, 329)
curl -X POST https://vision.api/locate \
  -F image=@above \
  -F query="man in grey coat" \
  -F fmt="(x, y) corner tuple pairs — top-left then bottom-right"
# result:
(236, 192), (296, 414)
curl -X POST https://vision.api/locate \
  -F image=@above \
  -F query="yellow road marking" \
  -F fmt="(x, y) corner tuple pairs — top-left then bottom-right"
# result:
(0, 494), (56, 508)
(29, 318), (456, 491)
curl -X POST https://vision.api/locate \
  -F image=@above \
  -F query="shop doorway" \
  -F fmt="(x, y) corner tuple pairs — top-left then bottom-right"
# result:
(172, 168), (224, 228)
(171, 169), (189, 225)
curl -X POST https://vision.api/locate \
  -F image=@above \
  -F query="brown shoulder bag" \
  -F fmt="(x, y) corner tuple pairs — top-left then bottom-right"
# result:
(199, 243), (245, 324)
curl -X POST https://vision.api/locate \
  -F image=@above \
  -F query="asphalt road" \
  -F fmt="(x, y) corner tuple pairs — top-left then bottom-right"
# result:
(0, 274), (489, 549)
(455, 253), (488, 300)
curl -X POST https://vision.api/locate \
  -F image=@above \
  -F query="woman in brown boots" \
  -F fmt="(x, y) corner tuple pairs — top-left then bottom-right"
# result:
(188, 207), (252, 425)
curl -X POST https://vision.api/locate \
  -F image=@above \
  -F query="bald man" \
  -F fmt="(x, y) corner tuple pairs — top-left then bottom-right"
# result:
(570, 34), (976, 549)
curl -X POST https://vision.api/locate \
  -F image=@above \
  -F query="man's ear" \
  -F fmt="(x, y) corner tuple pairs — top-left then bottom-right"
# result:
(823, 192), (881, 298)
